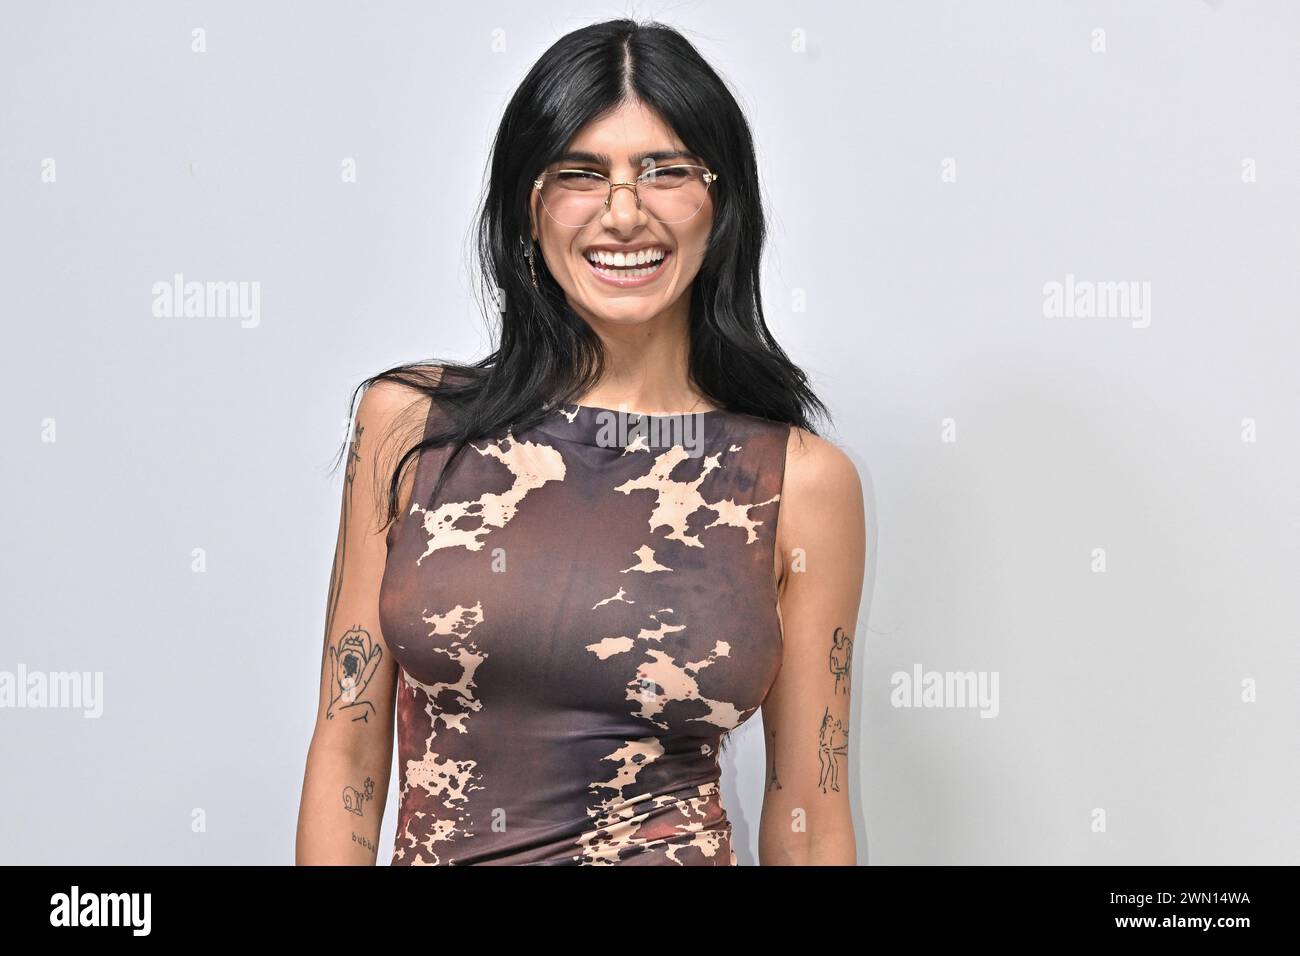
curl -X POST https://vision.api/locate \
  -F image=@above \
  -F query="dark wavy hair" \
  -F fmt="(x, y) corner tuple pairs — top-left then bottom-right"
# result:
(335, 22), (826, 759)
(339, 13), (826, 499)
(337, 22), (828, 756)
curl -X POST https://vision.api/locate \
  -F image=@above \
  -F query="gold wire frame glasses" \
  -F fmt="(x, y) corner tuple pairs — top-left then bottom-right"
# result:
(533, 164), (720, 228)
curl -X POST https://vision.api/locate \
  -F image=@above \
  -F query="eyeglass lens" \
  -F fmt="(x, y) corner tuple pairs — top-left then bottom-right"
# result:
(536, 166), (714, 228)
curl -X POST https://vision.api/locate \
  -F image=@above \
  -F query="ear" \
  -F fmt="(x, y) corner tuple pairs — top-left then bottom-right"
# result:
(526, 197), (538, 241)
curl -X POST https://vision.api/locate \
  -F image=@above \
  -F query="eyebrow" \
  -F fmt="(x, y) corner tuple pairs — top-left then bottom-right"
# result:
(555, 149), (702, 167)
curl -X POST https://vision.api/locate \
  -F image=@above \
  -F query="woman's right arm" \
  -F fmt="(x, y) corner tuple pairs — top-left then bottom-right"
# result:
(295, 379), (430, 865)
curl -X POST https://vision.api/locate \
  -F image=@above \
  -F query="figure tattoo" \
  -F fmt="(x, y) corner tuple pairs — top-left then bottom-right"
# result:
(343, 776), (375, 816)
(829, 625), (854, 694)
(321, 424), (364, 692)
(326, 625), (384, 722)
(765, 728), (783, 792)
(817, 706), (849, 793)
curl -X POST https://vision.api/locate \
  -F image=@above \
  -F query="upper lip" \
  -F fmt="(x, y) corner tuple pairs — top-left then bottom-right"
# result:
(583, 243), (670, 255)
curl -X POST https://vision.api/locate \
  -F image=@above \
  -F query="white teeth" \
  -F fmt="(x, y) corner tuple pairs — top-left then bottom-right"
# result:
(591, 263), (659, 277)
(585, 248), (667, 267)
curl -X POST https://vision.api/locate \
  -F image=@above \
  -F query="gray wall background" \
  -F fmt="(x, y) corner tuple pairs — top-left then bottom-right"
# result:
(2, 0), (1296, 865)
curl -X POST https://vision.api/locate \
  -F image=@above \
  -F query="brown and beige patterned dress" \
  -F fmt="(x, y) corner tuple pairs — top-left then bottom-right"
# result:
(379, 383), (789, 865)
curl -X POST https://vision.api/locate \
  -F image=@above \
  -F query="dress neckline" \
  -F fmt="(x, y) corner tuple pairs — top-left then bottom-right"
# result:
(530, 400), (727, 448)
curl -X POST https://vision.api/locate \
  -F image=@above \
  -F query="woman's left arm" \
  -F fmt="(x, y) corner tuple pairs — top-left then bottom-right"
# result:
(758, 426), (866, 865)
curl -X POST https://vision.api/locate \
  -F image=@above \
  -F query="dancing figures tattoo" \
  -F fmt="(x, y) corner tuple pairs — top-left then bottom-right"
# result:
(817, 706), (849, 793)
(812, 624), (853, 793)
(343, 776), (375, 816)
(829, 625), (854, 694)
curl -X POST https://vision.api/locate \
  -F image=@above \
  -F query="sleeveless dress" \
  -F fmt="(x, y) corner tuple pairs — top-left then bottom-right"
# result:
(378, 378), (790, 865)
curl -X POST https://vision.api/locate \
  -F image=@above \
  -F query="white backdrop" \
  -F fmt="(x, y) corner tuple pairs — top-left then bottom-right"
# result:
(2, 0), (1296, 864)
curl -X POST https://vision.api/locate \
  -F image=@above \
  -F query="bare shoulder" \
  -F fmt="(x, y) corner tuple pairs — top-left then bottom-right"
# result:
(776, 425), (866, 596)
(350, 365), (446, 522)
(354, 364), (444, 434)
(782, 425), (863, 507)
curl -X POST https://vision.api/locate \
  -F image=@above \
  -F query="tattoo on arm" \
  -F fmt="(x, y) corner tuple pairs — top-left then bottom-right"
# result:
(343, 776), (375, 816)
(320, 425), (383, 723)
(817, 706), (849, 793)
(327, 626), (384, 722)
(321, 424), (365, 693)
(829, 625), (853, 694)
(765, 728), (783, 792)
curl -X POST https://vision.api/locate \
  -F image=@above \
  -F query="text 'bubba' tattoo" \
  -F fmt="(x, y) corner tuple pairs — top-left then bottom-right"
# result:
(343, 776), (375, 816)
(817, 706), (849, 793)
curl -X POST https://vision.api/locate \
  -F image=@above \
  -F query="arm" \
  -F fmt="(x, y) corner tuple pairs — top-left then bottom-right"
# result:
(758, 426), (866, 865)
(295, 379), (431, 865)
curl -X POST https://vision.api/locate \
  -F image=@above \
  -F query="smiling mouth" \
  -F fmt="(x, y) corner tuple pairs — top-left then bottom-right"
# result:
(583, 249), (671, 285)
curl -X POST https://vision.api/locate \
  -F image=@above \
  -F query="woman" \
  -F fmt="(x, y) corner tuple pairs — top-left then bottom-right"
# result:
(296, 18), (864, 865)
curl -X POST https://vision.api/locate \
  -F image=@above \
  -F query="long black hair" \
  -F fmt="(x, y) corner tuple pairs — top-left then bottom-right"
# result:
(336, 21), (832, 760)
(339, 16), (827, 508)
(338, 20), (828, 651)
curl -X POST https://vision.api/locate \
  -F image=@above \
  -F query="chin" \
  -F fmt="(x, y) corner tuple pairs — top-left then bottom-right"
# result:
(582, 301), (664, 325)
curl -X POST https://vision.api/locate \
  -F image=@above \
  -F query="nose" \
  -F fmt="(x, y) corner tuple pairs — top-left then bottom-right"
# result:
(603, 179), (644, 228)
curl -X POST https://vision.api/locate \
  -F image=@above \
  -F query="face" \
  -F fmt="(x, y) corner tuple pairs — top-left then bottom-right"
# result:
(528, 101), (716, 326)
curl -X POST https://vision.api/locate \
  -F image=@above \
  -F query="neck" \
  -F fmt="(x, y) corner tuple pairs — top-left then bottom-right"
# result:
(567, 298), (715, 414)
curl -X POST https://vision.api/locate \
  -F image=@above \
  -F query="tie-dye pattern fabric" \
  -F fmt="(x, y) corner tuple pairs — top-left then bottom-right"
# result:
(378, 388), (789, 865)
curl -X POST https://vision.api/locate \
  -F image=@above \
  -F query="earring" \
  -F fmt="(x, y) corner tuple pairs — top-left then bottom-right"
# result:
(526, 237), (540, 289)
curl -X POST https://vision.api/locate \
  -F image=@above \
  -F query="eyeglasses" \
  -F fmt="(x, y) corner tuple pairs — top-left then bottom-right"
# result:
(533, 164), (720, 228)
